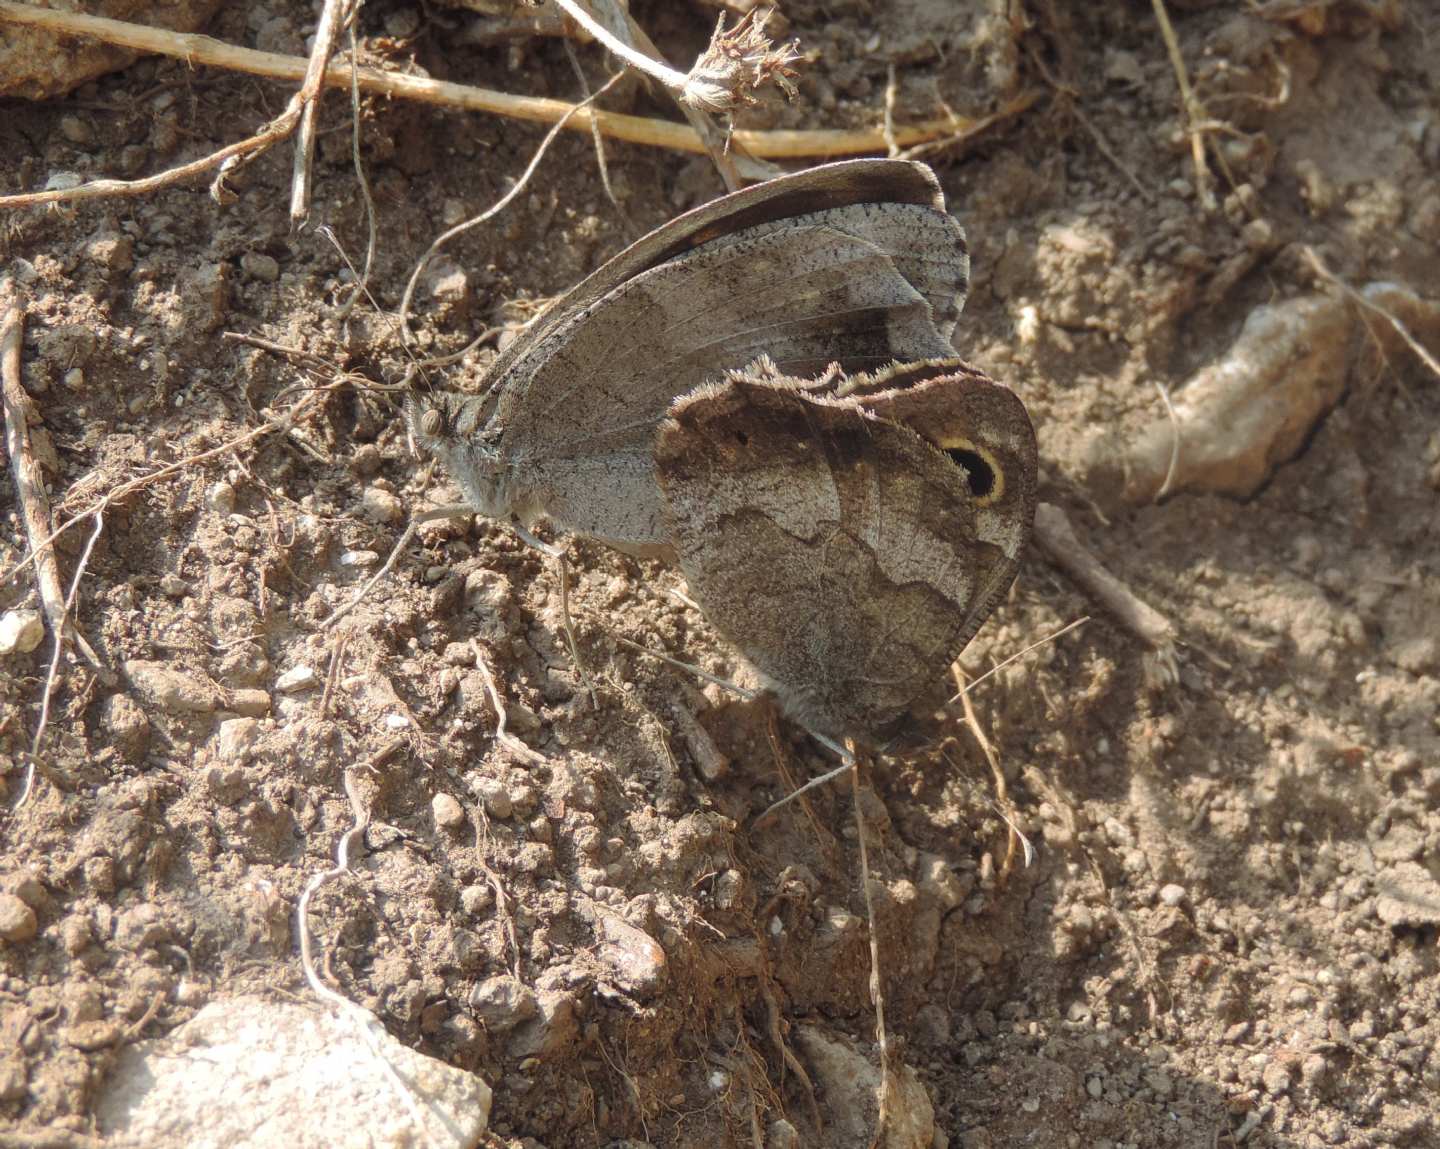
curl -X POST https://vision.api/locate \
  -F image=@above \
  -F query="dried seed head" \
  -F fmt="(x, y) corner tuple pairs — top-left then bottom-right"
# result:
(681, 9), (803, 115)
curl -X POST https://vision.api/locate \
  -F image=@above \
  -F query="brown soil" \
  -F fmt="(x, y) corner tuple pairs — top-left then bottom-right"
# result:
(2, 2), (1438, 1147)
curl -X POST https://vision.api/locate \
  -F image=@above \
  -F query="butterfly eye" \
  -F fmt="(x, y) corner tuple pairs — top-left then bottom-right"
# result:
(419, 407), (444, 437)
(734, 430), (750, 446)
(945, 443), (1002, 503)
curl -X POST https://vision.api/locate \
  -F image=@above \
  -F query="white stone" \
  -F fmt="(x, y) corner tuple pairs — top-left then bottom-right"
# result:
(0, 609), (44, 655)
(275, 665), (318, 693)
(95, 996), (491, 1148)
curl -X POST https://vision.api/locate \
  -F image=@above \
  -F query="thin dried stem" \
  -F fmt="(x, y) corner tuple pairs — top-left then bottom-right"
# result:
(0, 0), (1031, 207)
(550, 1), (799, 115)
(1151, 0), (1215, 210)
(612, 635), (759, 700)
(471, 641), (549, 766)
(14, 511), (104, 810)
(397, 71), (624, 354)
(1033, 503), (1179, 689)
(949, 616), (1091, 701)
(1304, 247), (1440, 381)
(550, 0), (688, 92)
(849, 748), (894, 1138)
(1153, 379), (1182, 499)
(0, 389), (332, 598)
(2, 305), (100, 669)
(290, 0), (355, 225)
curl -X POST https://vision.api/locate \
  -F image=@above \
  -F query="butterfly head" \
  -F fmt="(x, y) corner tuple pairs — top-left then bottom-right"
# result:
(406, 392), (515, 519)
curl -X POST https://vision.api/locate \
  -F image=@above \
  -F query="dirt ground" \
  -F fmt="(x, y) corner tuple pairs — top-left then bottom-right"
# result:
(2, 1), (1438, 1146)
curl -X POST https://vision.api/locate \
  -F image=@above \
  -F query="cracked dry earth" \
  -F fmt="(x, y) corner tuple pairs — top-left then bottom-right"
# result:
(1, 2), (1439, 1148)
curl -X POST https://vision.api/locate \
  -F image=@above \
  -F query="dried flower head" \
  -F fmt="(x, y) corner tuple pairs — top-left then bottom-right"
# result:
(681, 9), (803, 115)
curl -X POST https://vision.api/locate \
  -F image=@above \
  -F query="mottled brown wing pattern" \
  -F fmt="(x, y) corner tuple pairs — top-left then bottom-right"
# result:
(655, 376), (987, 741)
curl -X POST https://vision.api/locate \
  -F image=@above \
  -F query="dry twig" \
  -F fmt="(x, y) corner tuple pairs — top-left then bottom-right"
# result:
(0, 0), (1033, 211)
(1033, 502), (1179, 688)
(1151, 0), (1215, 210)
(952, 665), (1032, 877)
(848, 749), (894, 1140)
(1303, 247), (1440, 382)
(290, 0), (356, 225)
(1, 306), (100, 669)
(0, 388), (332, 598)
(397, 70), (626, 355)
(13, 511), (104, 811)
(948, 616), (1091, 702)
(470, 640), (549, 766)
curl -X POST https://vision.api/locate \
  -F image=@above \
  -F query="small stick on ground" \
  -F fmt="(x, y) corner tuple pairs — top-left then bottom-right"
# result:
(13, 511), (104, 810)
(293, 742), (441, 1148)
(551, 1), (799, 115)
(848, 744), (894, 1141)
(882, 63), (902, 158)
(1033, 502), (1179, 688)
(510, 521), (599, 709)
(1026, 44), (1154, 203)
(2, 307), (101, 670)
(335, 15), (377, 321)
(471, 803), (524, 979)
(612, 634), (758, 701)
(1153, 378), (1183, 500)
(1151, 0), (1215, 210)
(289, 0), (354, 225)
(470, 640), (549, 766)
(952, 665), (1031, 878)
(948, 616), (1091, 702)
(562, 36), (619, 207)
(1303, 246), (1440, 382)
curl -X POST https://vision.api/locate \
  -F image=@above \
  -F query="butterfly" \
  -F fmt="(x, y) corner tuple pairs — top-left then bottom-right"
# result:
(410, 159), (1035, 742)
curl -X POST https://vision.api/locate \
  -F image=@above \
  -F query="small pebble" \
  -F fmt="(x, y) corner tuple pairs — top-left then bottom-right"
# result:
(0, 894), (38, 943)
(59, 115), (95, 146)
(228, 689), (271, 717)
(459, 884), (494, 915)
(0, 609), (44, 656)
(3, 871), (45, 908)
(1158, 883), (1188, 907)
(206, 481), (236, 514)
(432, 793), (465, 830)
(360, 486), (404, 525)
(115, 144), (149, 177)
(275, 665), (318, 693)
(102, 693), (151, 764)
(114, 903), (169, 951)
(348, 444), (383, 477)
(339, 549), (380, 569)
(240, 251), (280, 282)
(216, 717), (260, 762)
(468, 976), (537, 1032)
(125, 659), (217, 713)
(471, 776), (513, 820)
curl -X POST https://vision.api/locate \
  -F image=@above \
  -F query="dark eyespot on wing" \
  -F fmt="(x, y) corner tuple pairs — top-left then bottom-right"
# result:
(946, 446), (995, 499)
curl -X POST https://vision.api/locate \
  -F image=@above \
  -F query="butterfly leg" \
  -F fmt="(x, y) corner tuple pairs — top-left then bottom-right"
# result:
(510, 519), (599, 709)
